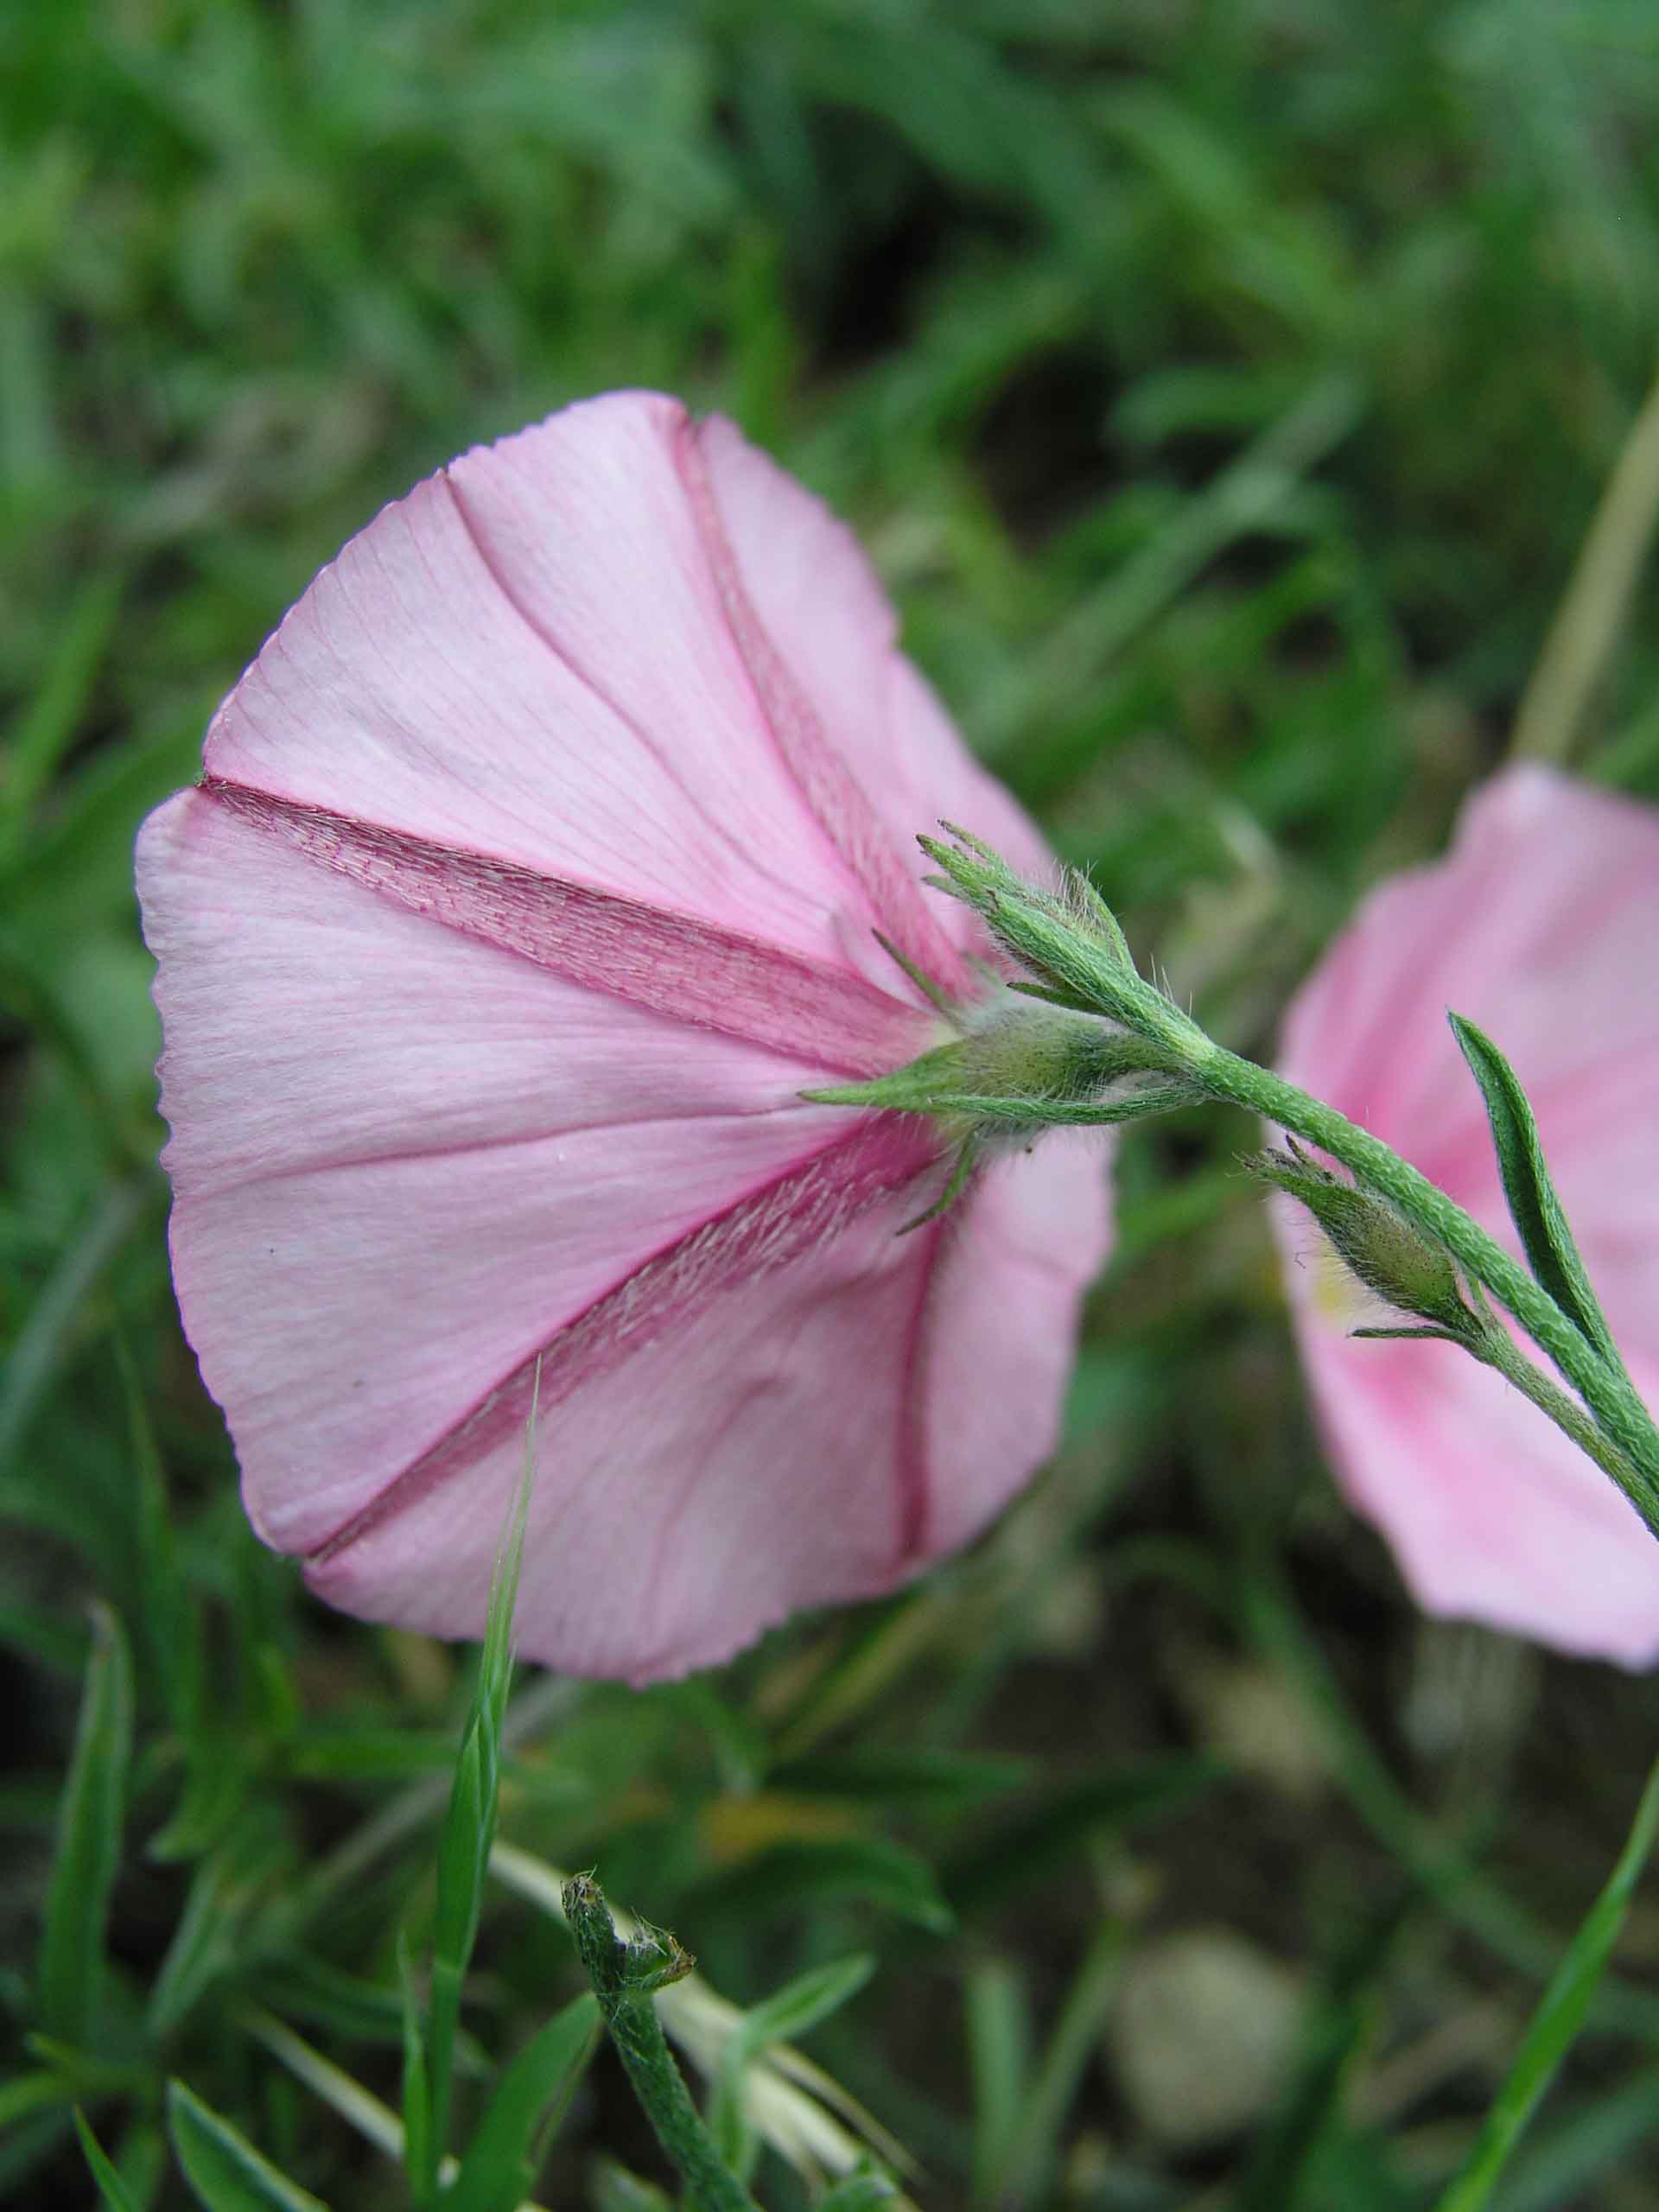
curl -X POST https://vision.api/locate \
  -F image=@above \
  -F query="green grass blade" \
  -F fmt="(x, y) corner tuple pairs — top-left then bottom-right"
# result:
(442, 1994), (600, 2212)
(1448, 1014), (1626, 1375)
(166, 2081), (329, 2212)
(73, 2110), (143, 2212)
(0, 571), (123, 864)
(990, 1921), (1124, 2208)
(592, 2164), (672, 2210)
(0, 1179), (147, 1471)
(817, 2172), (899, 2210)
(1232, 1898), (1408, 2212)
(112, 1320), (202, 1736)
(1435, 1756), (1659, 2212)
(966, 1957), (1031, 2209)
(729, 1955), (875, 2065)
(710, 1956), (875, 2173)
(401, 1936), (432, 2200)
(0, 2071), (73, 2132)
(422, 1409), (535, 2196)
(38, 1602), (133, 2045)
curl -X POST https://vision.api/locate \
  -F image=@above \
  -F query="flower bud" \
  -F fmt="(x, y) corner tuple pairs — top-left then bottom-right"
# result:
(1255, 1142), (1472, 1336)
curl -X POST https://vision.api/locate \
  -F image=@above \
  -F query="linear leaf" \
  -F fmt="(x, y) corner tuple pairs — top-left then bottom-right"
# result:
(442, 1994), (600, 2212)
(423, 1414), (535, 2196)
(166, 2081), (329, 2212)
(711, 1956), (874, 2174)
(698, 1838), (953, 1935)
(73, 2111), (142, 2212)
(1448, 1014), (1625, 1371)
(817, 2170), (899, 2209)
(1434, 1756), (1659, 2212)
(38, 1604), (133, 2044)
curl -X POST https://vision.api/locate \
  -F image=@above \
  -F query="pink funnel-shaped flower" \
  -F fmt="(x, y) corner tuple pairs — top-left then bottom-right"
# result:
(1277, 766), (1659, 1663)
(137, 392), (1109, 1682)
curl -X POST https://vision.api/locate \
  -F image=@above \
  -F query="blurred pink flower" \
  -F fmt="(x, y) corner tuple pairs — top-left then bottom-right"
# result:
(137, 391), (1109, 1682)
(1277, 765), (1659, 1663)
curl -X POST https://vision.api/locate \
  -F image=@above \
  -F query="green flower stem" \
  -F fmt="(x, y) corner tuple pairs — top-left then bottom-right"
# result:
(1468, 1325), (1647, 1504)
(563, 1876), (760, 2212)
(1193, 1045), (1659, 1529)
(906, 823), (1659, 1532)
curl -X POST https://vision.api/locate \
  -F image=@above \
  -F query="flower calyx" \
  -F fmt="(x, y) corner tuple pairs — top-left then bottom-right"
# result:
(804, 997), (1198, 1141)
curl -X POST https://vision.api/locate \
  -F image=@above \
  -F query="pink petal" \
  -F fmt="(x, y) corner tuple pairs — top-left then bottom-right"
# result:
(693, 415), (1058, 967)
(309, 1136), (1108, 1684)
(138, 789), (932, 1559)
(1281, 766), (1659, 1187)
(139, 390), (1115, 1680)
(918, 1134), (1113, 1555)
(202, 393), (906, 980)
(1298, 1327), (1659, 1666)
(1277, 765), (1659, 1661)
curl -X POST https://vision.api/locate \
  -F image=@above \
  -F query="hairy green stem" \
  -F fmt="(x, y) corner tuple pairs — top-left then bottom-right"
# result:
(899, 825), (1659, 1535)
(564, 1876), (760, 2212)
(1195, 1046), (1659, 1529)
(1468, 1327), (1645, 1503)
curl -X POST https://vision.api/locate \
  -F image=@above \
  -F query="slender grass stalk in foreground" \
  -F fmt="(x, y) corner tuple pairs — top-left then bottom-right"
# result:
(1433, 1757), (1659, 2212)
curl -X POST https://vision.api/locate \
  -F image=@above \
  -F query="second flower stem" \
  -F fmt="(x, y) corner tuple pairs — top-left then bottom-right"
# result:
(1195, 1046), (1659, 1531)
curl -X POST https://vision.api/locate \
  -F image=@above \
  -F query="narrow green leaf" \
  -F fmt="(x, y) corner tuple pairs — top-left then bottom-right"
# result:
(148, 1819), (291, 2037)
(710, 1958), (874, 2178)
(1435, 1757), (1659, 2212)
(772, 1748), (1031, 1808)
(442, 1995), (600, 2212)
(1448, 1014), (1625, 1372)
(254, 1956), (488, 2063)
(0, 571), (123, 861)
(423, 1416), (536, 2192)
(74, 2110), (142, 2212)
(697, 1838), (954, 1935)
(991, 1921), (1124, 2207)
(1495, 2062), (1659, 2212)
(943, 1756), (1224, 1916)
(817, 2169), (899, 2209)
(38, 1604), (133, 2043)
(0, 1179), (147, 1472)
(591, 2163), (672, 2210)
(399, 1936), (431, 2206)
(0, 1602), (89, 1680)
(734, 1955), (875, 2063)
(1233, 1898), (1409, 2212)
(282, 1729), (464, 1783)
(166, 2081), (328, 2212)
(0, 2071), (73, 2132)
(965, 1958), (1031, 2209)
(113, 1322), (203, 1737)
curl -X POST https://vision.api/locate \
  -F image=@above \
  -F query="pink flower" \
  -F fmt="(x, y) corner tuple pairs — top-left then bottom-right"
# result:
(1277, 765), (1659, 1663)
(136, 391), (1109, 1683)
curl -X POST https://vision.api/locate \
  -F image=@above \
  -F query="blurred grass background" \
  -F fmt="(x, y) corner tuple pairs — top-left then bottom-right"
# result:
(5, 0), (1659, 2205)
